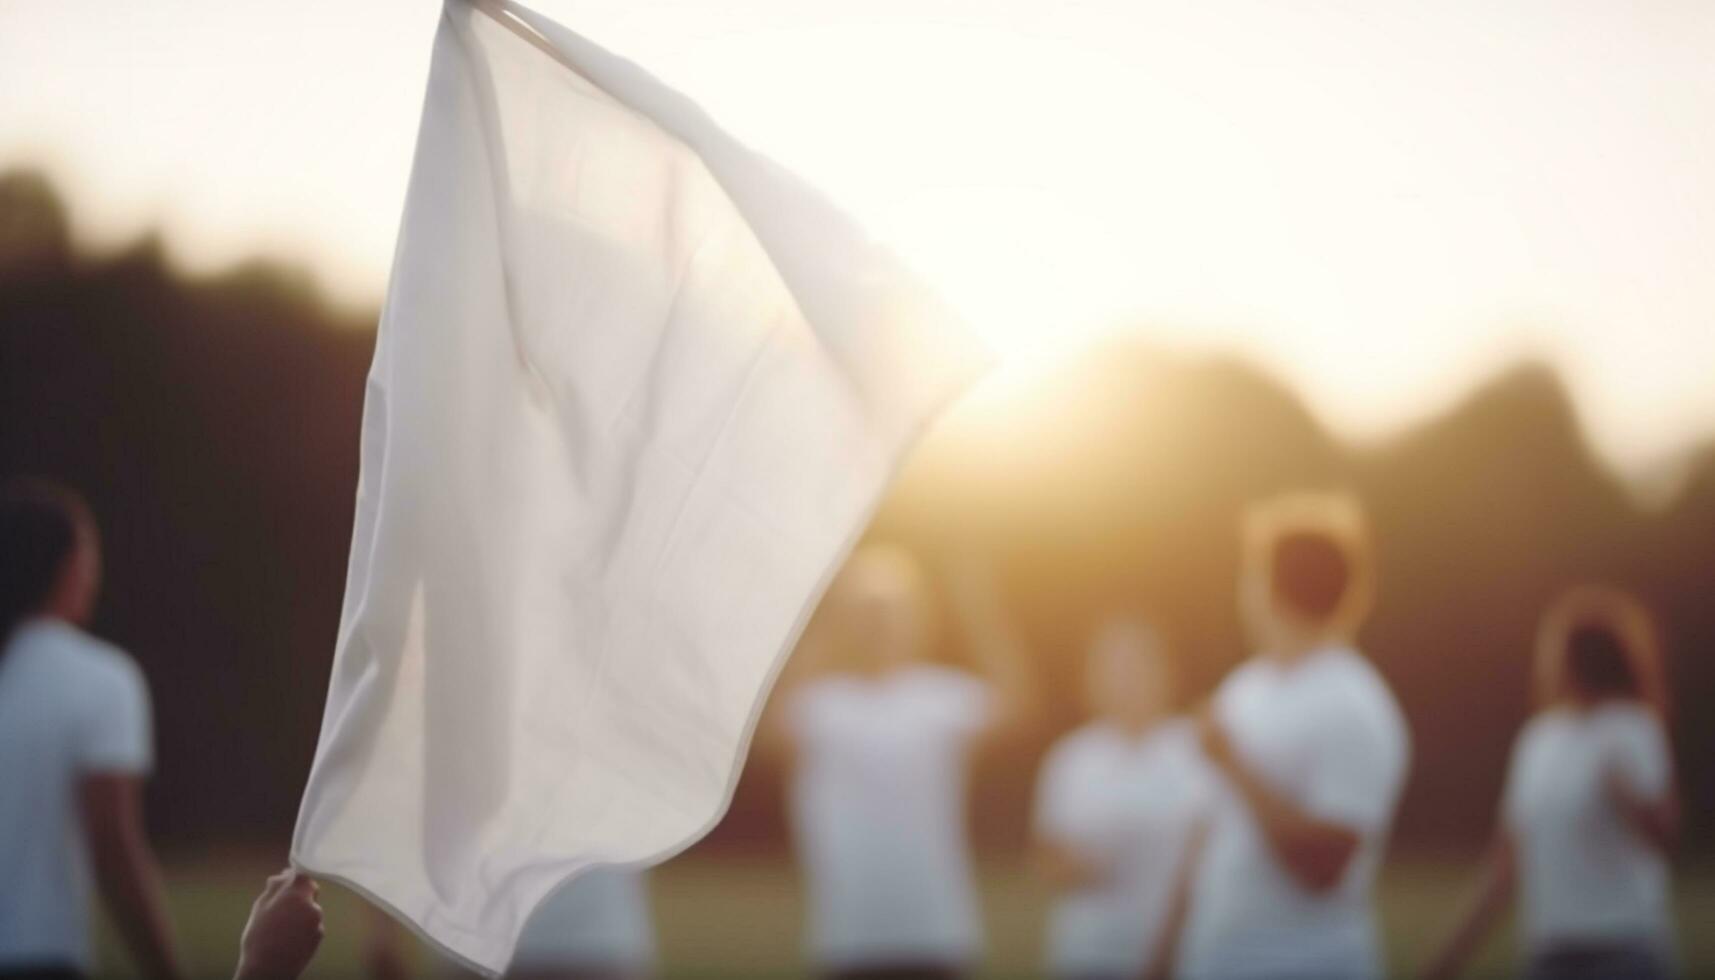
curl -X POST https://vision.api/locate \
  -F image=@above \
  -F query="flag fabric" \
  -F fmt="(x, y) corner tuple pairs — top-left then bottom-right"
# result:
(289, 0), (990, 972)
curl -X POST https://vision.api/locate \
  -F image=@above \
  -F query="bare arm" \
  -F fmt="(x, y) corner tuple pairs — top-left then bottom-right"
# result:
(1031, 837), (1106, 893)
(1142, 817), (1210, 980)
(1419, 833), (1517, 980)
(1197, 713), (1359, 893)
(80, 773), (182, 980)
(942, 558), (1035, 737)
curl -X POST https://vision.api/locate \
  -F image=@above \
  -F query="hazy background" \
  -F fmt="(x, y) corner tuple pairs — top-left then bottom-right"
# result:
(4, 170), (1715, 976)
(5, 0), (1715, 473)
(2, 1), (1713, 975)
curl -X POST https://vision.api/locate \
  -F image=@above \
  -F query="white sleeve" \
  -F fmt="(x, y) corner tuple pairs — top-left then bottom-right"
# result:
(78, 657), (154, 775)
(1609, 711), (1672, 801)
(1301, 696), (1405, 832)
(1032, 741), (1081, 841)
(1180, 731), (1222, 819)
(1499, 725), (1534, 832)
(927, 670), (994, 739)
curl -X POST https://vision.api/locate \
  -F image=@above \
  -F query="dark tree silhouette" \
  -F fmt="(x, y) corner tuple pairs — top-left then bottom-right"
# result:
(2, 170), (1711, 853)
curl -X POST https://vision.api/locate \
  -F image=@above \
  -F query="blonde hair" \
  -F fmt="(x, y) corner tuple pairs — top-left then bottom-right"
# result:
(1534, 585), (1668, 719)
(1242, 490), (1376, 638)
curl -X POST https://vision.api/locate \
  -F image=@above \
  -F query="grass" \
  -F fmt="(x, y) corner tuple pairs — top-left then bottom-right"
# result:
(98, 852), (1714, 978)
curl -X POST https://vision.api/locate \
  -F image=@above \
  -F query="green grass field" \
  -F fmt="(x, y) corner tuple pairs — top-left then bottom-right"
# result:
(99, 852), (1714, 978)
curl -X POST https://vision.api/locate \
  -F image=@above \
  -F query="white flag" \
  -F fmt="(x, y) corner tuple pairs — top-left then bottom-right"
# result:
(290, 0), (990, 972)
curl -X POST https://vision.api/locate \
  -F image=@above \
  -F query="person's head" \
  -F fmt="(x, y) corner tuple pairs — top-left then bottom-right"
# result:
(1083, 616), (1175, 731)
(827, 544), (933, 675)
(1535, 585), (1667, 717)
(1239, 491), (1374, 653)
(0, 478), (100, 644)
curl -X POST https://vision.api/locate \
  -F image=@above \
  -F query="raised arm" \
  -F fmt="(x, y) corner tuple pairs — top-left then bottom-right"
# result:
(941, 557), (1035, 736)
(235, 870), (325, 980)
(1196, 711), (1360, 893)
(80, 773), (183, 980)
(1418, 833), (1517, 980)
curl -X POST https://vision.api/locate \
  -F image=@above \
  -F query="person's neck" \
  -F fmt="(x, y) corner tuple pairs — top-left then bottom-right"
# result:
(1108, 713), (1161, 738)
(1564, 692), (1623, 714)
(1265, 632), (1339, 665)
(852, 659), (907, 681)
(37, 598), (84, 627)
(22, 602), (70, 629)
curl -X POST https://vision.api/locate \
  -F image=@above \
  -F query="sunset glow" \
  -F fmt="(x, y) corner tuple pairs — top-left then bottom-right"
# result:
(3, 0), (1713, 472)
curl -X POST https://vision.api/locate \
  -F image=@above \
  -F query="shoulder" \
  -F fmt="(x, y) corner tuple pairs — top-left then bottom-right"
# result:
(1212, 656), (1268, 706)
(1593, 702), (1670, 752)
(788, 674), (857, 711)
(1507, 710), (1564, 768)
(64, 626), (144, 681)
(902, 663), (987, 701)
(10, 621), (143, 693)
(64, 629), (150, 708)
(1517, 707), (1569, 741)
(1594, 701), (1664, 733)
(783, 675), (862, 738)
(1306, 649), (1410, 749)
(1219, 656), (1268, 690)
(1152, 717), (1202, 757)
(1043, 724), (1107, 772)
(1314, 648), (1401, 712)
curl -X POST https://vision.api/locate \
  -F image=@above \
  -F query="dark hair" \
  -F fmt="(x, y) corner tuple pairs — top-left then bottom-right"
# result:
(1270, 530), (1351, 622)
(1565, 620), (1640, 701)
(0, 479), (90, 656)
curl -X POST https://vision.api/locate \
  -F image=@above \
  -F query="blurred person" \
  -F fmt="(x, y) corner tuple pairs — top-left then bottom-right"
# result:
(1174, 492), (1410, 980)
(1421, 587), (1680, 980)
(771, 545), (1032, 980)
(507, 869), (655, 980)
(1031, 617), (1212, 980)
(235, 870), (324, 980)
(365, 867), (656, 980)
(0, 479), (181, 980)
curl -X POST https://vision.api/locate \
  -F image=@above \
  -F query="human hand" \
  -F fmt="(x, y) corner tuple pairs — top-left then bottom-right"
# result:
(235, 870), (324, 980)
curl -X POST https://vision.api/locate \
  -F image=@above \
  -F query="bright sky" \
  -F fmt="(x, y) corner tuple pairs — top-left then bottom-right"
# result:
(3, 0), (1713, 474)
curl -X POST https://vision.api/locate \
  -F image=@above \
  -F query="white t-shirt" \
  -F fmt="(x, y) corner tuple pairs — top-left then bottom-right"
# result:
(1034, 719), (1212, 979)
(1502, 703), (1675, 956)
(0, 619), (154, 972)
(786, 665), (993, 968)
(1180, 646), (1409, 980)
(511, 868), (656, 971)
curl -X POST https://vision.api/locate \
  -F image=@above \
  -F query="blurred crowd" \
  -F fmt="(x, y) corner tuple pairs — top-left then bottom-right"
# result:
(0, 481), (1680, 979)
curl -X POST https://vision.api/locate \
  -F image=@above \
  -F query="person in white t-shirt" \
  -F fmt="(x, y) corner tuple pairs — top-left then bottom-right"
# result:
(1172, 492), (1410, 980)
(770, 545), (1033, 980)
(365, 867), (656, 980)
(508, 869), (655, 980)
(1422, 587), (1680, 980)
(1032, 617), (1212, 980)
(0, 480), (182, 980)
